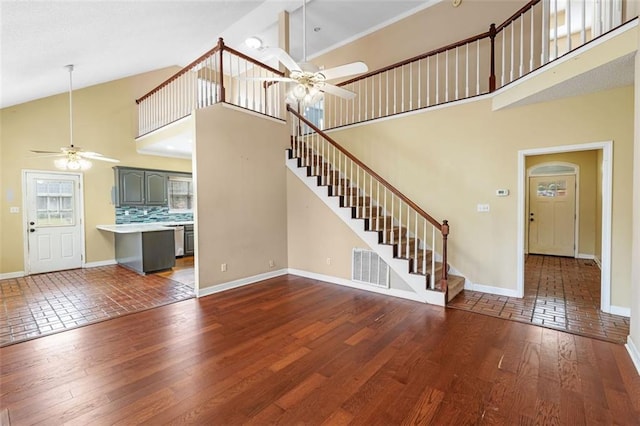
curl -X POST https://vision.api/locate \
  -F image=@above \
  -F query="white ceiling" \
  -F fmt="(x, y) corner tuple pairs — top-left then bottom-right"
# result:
(0, 0), (432, 109)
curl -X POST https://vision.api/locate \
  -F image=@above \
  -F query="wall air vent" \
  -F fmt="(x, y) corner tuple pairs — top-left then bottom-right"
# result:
(352, 248), (390, 288)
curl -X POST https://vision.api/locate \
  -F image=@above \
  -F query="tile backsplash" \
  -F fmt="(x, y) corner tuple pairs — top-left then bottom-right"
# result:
(115, 206), (193, 224)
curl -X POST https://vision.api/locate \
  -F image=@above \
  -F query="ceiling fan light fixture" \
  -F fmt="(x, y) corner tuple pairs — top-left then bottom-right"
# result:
(55, 155), (92, 171)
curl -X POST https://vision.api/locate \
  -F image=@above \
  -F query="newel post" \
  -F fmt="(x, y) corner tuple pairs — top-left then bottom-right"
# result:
(489, 23), (497, 92)
(217, 37), (226, 102)
(441, 219), (449, 300)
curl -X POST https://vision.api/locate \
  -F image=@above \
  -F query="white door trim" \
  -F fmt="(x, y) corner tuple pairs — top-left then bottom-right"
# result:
(517, 141), (613, 313)
(21, 169), (86, 275)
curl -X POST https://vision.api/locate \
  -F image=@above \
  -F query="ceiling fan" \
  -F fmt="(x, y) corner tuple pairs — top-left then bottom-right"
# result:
(30, 65), (119, 170)
(254, 0), (368, 104)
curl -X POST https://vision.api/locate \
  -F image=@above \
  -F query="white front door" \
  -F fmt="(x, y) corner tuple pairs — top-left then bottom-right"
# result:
(528, 174), (576, 257)
(24, 171), (83, 274)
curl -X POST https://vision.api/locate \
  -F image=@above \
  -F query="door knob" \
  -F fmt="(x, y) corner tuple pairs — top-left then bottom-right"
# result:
(29, 221), (35, 225)
(530, 218), (534, 222)
(29, 228), (36, 232)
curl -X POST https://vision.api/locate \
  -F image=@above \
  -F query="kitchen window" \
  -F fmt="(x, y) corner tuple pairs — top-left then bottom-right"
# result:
(168, 176), (193, 213)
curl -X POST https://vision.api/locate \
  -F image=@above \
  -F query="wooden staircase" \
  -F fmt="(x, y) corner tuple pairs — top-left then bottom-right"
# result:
(286, 145), (465, 305)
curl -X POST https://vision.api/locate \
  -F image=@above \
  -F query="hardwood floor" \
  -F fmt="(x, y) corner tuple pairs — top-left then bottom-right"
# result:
(1, 275), (638, 425)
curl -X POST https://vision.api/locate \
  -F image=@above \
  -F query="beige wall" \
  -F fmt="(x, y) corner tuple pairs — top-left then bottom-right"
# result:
(525, 151), (599, 256)
(193, 104), (288, 292)
(322, 86), (633, 308)
(287, 171), (365, 279)
(0, 67), (191, 274)
(312, 0), (517, 73)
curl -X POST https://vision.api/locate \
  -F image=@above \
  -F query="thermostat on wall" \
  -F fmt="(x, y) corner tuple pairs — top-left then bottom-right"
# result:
(496, 189), (509, 197)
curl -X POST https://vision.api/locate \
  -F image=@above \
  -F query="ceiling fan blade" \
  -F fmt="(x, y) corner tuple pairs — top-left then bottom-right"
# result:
(262, 47), (302, 73)
(78, 152), (120, 163)
(320, 83), (357, 100)
(318, 62), (368, 81)
(29, 153), (66, 158)
(239, 76), (296, 83)
(30, 149), (63, 154)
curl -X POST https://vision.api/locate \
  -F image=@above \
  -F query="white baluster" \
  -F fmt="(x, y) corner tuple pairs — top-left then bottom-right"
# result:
(476, 40), (480, 94)
(435, 54), (440, 104)
(426, 56), (431, 106)
(414, 211), (418, 273)
(431, 226), (436, 289)
(465, 43), (469, 98)
(417, 60), (421, 109)
(501, 30), (506, 86)
(383, 187), (388, 243)
(409, 62), (413, 111)
(530, 8), (535, 72)
(567, 0), (572, 53)
(401, 65), (405, 112)
(510, 23), (515, 82)
(423, 219), (427, 277)
(520, 13), (524, 77)
(455, 46), (459, 100)
(445, 50), (449, 102)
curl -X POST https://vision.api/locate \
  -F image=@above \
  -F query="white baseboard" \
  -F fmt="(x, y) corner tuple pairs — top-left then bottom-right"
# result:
(0, 271), (25, 280)
(610, 305), (631, 317)
(84, 259), (117, 268)
(593, 256), (602, 269)
(198, 269), (288, 298)
(577, 253), (595, 260)
(287, 268), (426, 303)
(469, 282), (520, 298)
(626, 336), (640, 376)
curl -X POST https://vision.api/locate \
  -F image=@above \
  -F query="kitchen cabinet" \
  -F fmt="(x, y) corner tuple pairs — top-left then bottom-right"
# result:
(114, 167), (168, 207)
(145, 171), (168, 205)
(184, 224), (195, 256)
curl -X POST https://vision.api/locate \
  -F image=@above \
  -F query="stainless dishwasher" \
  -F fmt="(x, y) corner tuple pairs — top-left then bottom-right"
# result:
(173, 226), (185, 256)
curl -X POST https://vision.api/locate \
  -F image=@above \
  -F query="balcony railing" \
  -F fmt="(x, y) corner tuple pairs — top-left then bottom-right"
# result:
(322, 0), (629, 129)
(136, 38), (285, 136)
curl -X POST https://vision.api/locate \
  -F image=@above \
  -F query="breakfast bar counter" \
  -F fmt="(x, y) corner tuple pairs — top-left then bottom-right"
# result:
(97, 224), (176, 274)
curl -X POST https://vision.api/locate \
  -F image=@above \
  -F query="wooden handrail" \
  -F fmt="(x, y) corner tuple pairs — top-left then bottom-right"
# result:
(337, 0), (543, 90)
(495, 0), (541, 32)
(136, 43), (222, 104)
(287, 104), (444, 231)
(338, 31), (490, 87)
(136, 38), (285, 104)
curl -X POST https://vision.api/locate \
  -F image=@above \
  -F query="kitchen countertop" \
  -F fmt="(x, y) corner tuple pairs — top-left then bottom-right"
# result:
(96, 221), (194, 234)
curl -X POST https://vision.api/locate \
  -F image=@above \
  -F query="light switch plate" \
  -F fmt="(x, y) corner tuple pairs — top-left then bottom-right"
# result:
(477, 204), (490, 212)
(9, 207), (19, 213)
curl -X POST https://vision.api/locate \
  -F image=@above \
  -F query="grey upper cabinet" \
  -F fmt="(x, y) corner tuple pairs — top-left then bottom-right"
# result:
(145, 171), (167, 205)
(118, 168), (145, 206)
(114, 167), (169, 207)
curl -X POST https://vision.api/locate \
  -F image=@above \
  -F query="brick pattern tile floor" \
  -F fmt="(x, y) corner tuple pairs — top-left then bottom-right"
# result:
(0, 265), (194, 347)
(448, 254), (630, 343)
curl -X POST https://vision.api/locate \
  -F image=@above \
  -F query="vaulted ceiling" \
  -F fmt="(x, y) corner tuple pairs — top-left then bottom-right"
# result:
(0, 0), (435, 108)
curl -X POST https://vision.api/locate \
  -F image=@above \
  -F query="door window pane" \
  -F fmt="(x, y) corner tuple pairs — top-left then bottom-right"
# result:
(536, 180), (567, 198)
(35, 179), (75, 226)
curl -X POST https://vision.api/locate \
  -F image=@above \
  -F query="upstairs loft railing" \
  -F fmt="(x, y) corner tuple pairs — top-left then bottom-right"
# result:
(136, 38), (286, 137)
(287, 104), (451, 299)
(323, 0), (629, 129)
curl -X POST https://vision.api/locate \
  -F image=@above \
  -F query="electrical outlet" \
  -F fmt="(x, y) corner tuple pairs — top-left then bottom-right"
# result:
(124, 210), (129, 216)
(326, 257), (331, 265)
(143, 210), (148, 215)
(477, 204), (490, 212)
(221, 263), (227, 272)
(269, 260), (275, 268)
(9, 207), (19, 213)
